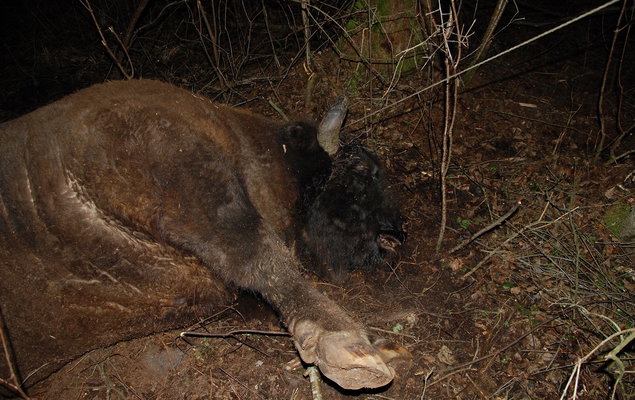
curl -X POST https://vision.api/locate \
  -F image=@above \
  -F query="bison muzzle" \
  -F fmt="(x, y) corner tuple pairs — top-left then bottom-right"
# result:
(0, 79), (409, 392)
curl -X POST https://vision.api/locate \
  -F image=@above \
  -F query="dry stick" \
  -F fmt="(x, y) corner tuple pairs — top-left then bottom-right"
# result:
(307, 366), (323, 400)
(449, 199), (522, 255)
(305, 71), (319, 109)
(435, 59), (451, 254)
(607, 5), (635, 165)
(301, 0), (311, 67)
(219, 367), (266, 400)
(429, 311), (568, 388)
(115, 0), (150, 69)
(81, 0), (132, 79)
(209, 0), (220, 69)
(366, 0), (373, 136)
(594, 0), (627, 163)
(553, 104), (582, 156)
(420, 369), (433, 400)
(0, 308), (29, 399)
(268, 99), (289, 121)
(180, 329), (290, 339)
(567, 169), (581, 307)
(209, 368), (213, 399)
(0, 378), (26, 399)
(461, 200), (578, 280)
(611, 148), (635, 164)
(262, 0), (281, 68)
(349, 0), (621, 127)
(197, 0), (228, 92)
(107, 27), (135, 76)
(434, 17), (450, 255)
(180, 329), (290, 360)
(560, 328), (635, 400)
(435, 0), (461, 254)
(462, 0), (509, 85)
(602, 329), (635, 397)
(302, 1), (317, 109)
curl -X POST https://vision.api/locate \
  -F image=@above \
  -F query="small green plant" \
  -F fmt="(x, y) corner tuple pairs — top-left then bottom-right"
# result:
(530, 182), (541, 191)
(195, 339), (214, 360)
(455, 217), (471, 230)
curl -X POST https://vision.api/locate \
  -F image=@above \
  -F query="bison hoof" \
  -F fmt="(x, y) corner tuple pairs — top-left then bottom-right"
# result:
(293, 321), (412, 390)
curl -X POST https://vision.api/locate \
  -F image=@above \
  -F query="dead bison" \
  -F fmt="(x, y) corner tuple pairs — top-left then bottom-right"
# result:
(0, 79), (407, 392)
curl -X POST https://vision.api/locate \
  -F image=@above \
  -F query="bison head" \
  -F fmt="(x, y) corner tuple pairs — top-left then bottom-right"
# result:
(296, 97), (406, 283)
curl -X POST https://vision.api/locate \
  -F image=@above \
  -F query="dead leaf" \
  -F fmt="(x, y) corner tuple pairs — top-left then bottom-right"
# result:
(437, 345), (457, 365)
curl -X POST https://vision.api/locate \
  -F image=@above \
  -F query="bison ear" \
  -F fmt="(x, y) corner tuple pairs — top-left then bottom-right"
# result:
(317, 95), (348, 156)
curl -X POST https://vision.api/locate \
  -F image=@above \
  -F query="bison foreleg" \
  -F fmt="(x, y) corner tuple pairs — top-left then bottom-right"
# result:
(238, 233), (396, 390)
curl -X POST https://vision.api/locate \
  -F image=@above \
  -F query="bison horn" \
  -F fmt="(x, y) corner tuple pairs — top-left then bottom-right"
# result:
(317, 95), (348, 156)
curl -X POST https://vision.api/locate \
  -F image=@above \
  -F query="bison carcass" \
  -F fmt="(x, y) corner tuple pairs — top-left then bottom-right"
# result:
(0, 79), (408, 391)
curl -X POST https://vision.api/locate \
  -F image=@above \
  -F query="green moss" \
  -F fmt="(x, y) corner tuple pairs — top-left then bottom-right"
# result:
(603, 203), (631, 237)
(338, 0), (427, 76)
(375, 0), (392, 16)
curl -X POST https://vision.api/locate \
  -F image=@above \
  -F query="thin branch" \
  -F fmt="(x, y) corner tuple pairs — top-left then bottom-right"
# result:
(115, 0), (150, 68)
(594, 0), (627, 163)
(560, 328), (635, 400)
(81, 0), (132, 79)
(0, 307), (29, 399)
(180, 329), (290, 339)
(262, 0), (281, 68)
(308, 366), (323, 400)
(450, 199), (522, 254)
(430, 311), (569, 388)
(301, 0), (311, 67)
(436, 0), (462, 254)
(462, 0), (509, 84)
(607, 4), (635, 165)
(349, 0), (621, 126)
(197, 0), (228, 92)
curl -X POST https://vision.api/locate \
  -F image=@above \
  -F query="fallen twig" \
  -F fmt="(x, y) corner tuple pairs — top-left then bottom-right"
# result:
(180, 329), (291, 359)
(429, 311), (568, 388)
(219, 366), (266, 400)
(560, 328), (635, 400)
(450, 199), (522, 255)
(180, 329), (290, 339)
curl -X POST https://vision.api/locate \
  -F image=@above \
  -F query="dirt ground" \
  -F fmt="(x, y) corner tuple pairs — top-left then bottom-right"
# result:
(1, 1), (634, 399)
